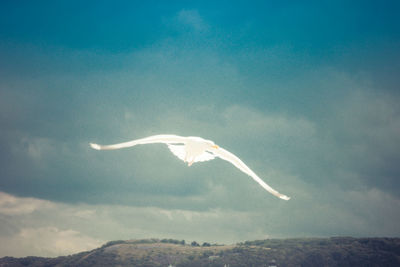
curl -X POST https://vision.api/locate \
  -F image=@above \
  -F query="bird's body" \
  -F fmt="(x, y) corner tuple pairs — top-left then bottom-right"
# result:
(90, 134), (290, 200)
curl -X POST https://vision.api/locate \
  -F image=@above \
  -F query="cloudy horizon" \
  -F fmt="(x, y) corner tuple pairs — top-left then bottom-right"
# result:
(1, 1), (399, 257)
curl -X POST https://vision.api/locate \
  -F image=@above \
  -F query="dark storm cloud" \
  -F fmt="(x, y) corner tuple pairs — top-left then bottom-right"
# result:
(0, 1), (399, 257)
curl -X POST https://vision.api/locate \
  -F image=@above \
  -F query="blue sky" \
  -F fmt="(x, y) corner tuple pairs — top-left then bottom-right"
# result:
(0, 0), (400, 257)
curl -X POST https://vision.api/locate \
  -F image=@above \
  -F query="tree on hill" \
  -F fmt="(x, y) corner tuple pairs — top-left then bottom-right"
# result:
(191, 241), (200, 247)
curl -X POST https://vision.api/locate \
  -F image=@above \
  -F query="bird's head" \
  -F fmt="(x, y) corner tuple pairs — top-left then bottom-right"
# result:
(205, 140), (219, 150)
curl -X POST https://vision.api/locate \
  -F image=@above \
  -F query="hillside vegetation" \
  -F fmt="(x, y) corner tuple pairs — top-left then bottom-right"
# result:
(1, 237), (399, 266)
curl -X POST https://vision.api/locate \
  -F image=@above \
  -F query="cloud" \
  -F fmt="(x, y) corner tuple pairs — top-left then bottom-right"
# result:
(0, 192), (271, 257)
(0, 192), (102, 257)
(0, 227), (102, 257)
(0, 192), (54, 215)
(316, 88), (400, 194)
(2, 85), (400, 253)
(1, 183), (400, 257)
(176, 9), (208, 32)
(1, 22), (400, 258)
(220, 105), (316, 142)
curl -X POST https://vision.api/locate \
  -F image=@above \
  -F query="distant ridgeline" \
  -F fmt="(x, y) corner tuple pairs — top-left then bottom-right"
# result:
(1, 237), (400, 266)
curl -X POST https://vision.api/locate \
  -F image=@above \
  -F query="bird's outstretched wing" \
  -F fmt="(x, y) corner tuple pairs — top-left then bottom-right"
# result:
(90, 134), (187, 150)
(209, 147), (290, 200)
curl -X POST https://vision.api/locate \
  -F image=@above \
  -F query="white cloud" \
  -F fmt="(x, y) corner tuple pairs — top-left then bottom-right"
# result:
(0, 192), (54, 215)
(0, 227), (102, 257)
(73, 209), (96, 219)
(0, 192), (277, 257)
(0, 192), (102, 257)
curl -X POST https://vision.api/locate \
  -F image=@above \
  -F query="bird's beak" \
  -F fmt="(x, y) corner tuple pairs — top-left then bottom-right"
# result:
(212, 145), (219, 149)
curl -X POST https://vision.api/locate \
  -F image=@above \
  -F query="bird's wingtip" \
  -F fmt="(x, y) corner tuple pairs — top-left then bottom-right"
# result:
(90, 143), (101, 150)
(280, 195), (290, 201)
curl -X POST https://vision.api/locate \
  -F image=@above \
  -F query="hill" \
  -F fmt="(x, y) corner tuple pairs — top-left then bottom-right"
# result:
(1, 237), (399, 266)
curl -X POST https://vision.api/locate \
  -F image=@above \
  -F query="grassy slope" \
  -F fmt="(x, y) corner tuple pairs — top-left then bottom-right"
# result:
(1, 237), (400, 266)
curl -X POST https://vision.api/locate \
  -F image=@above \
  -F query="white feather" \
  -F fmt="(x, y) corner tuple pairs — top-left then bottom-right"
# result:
(194, 152), (215, 162)
(167, 144), (186, 161)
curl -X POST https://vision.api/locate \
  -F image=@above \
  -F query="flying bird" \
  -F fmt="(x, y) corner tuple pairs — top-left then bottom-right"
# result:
(90, 134), (290, 200)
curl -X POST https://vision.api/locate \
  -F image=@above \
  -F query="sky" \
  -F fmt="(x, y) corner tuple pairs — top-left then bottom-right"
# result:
(0, 0), (400, 257)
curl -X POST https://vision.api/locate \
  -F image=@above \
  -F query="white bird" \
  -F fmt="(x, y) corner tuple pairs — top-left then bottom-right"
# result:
(90, 134), (290, 200)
